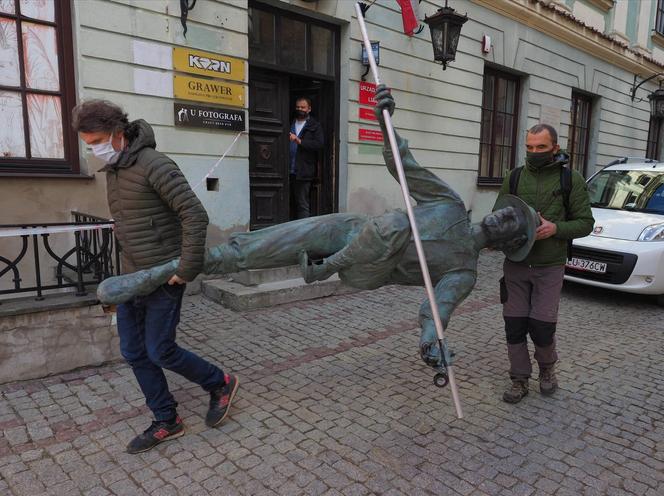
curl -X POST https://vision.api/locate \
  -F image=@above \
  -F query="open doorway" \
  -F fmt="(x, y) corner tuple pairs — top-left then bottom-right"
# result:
(247, 1), (339, 230)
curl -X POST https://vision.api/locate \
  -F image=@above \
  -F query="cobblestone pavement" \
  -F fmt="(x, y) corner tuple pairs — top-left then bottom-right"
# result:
(1, 251), (663, 496)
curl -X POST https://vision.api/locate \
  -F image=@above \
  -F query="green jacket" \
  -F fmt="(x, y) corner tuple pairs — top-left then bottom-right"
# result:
(494, 153), (594, 267)
(101, 120), (209, 281)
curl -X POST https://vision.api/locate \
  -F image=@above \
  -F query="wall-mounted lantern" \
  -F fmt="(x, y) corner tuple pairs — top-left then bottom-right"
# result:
(631, 73), (664, 117)
(423, 0), (468, 70)
(648, 88), (664, 118)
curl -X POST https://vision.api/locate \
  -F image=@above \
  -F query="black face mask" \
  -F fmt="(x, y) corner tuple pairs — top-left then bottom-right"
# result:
(295, 110), (308, 119)
(526, 150), (555, 169)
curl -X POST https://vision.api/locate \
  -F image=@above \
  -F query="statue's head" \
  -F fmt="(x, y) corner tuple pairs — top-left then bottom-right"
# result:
(473, 195), (539, 262)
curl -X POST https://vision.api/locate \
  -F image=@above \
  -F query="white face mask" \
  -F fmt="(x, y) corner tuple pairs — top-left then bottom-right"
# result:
(91, 134), (123, 164)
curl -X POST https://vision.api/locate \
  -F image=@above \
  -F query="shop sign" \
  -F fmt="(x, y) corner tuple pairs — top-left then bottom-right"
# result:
(173, 74), (245, 107)
(174, 103), (245, 131)
(359, 128), (383, 142)
(359, 107), (377, 121)
(173, 47), (245, 82)
(359, 82), (377, 106)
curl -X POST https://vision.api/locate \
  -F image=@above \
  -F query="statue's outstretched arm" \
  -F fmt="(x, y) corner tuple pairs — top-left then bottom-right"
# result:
(417, 269), (476, 367)
(374, 85), (462, 205)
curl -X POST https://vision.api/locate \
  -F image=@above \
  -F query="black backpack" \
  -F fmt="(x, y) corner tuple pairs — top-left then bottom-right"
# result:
(508, 165), (573, 259)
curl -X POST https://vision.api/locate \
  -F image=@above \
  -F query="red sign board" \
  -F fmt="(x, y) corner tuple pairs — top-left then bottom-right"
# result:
(359, 107), (377, 121)
(359, 82), (377, 106)
(359, 128), (383, 142)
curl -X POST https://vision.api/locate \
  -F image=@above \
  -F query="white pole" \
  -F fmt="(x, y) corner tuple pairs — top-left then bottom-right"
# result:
(354, 2), (463, 419)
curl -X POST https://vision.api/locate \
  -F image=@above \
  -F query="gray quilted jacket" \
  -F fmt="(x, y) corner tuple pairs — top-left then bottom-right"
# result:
(100, 120), (208, 281)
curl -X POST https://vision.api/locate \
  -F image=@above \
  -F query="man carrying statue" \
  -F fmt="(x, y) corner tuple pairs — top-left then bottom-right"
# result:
(99, 85), (539, 381)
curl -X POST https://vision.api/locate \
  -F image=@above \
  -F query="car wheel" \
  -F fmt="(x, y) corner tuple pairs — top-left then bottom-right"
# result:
(657, 294), (664, 307)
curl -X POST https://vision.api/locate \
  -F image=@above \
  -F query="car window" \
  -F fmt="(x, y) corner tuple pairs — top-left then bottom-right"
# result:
(588, 170), (664, 214)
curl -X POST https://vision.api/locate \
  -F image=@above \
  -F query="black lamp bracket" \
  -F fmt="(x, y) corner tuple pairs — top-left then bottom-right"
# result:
(630, 73), (664, 101)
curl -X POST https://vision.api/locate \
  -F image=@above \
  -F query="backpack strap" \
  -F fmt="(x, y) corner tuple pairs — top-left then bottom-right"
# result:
(560, 166), (572, 220)
(509, 166), (523, 196)
(560, 166), (573, 259)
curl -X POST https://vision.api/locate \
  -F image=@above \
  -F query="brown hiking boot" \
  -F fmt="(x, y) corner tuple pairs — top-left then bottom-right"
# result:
(539, 367), (558, 396)
(502, 379), (529, 403)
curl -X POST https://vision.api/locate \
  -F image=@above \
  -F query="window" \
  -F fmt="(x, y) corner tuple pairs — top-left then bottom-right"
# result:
(657, 0), (664, 35)
(478, 67), (520, 184)
(569, 91), (593, 175)
(0, 0), (78, 174)
(646, 116), (662, 160)
(248, 3), (336, 77)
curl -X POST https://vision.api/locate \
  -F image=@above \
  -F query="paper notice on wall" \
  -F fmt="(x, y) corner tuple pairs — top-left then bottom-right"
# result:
(540, 105), (562, 129)
(132, 40), (172, 69)
(134, 68), (173, 98)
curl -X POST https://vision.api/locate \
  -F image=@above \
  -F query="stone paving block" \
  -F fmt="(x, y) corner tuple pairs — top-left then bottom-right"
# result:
(0, 251), (662, 495)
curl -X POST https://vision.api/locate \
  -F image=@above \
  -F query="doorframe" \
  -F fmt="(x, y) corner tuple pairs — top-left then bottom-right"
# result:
(248, 0), (341, 216)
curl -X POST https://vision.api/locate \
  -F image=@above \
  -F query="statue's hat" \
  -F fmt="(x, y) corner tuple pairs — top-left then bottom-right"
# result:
(493, 194), (539, 262)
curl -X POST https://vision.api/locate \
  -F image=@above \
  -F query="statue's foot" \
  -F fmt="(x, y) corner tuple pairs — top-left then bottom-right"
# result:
(419, 339), (455, 369)
(420, 341), (442, 367)
(299, 251), (335, 283)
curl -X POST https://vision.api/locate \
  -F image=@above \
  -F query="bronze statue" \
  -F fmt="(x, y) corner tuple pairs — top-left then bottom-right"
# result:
(99, 86), (538, 369)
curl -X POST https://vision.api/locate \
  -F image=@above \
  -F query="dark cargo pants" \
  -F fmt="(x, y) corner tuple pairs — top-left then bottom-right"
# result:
(501, 259), (565, 379)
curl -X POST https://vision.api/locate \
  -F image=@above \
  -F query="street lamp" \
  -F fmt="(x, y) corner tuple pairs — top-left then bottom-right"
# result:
(423, 0), (468, 70)
(648, 88), (664, 118)
(630, 73), (664, 117)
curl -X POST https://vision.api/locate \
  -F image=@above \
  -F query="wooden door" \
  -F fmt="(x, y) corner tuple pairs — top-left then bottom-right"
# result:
(248, 68), (290, 230)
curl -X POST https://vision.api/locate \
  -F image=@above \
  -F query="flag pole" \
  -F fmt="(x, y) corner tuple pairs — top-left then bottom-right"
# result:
(354, 3), (463, 419)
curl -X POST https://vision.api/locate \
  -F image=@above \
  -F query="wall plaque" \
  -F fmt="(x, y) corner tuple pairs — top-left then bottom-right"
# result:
(174, 103), (245, 131)
(173, 74), (245, 107)
(173, 47), (245, 82)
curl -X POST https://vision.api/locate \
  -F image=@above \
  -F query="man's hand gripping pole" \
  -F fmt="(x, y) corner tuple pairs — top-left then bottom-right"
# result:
(354, 3), (463, 419)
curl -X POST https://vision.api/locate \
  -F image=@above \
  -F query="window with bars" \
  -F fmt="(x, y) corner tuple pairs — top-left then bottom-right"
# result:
(0, 0), (78, 174)
(478, 67), (520, 185)
(646, 116), (662, 160)
(657, 0), (664, 35)
(568, 91), (592, 176)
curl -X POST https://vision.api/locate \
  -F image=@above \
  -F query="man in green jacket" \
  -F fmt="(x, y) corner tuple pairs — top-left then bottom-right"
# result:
(73, 100), (239, 453)
(494, 124), (594, 404)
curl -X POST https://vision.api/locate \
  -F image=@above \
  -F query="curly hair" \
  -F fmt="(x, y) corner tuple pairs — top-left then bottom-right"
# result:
(71, 99), (129, 134)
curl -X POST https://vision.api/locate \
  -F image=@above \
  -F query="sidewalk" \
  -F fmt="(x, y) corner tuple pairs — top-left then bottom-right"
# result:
(1, 250), (662, 496)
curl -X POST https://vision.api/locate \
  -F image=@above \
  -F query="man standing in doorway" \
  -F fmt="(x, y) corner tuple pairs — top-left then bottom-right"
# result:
(289, 97), (324, 218)
(72, 100), (240, 453)
(494, 124), (594, 404)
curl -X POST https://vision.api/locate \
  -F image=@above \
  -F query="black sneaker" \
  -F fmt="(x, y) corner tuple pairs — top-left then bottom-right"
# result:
(126, 416), (184, 454)
(206, 373), (239, 428)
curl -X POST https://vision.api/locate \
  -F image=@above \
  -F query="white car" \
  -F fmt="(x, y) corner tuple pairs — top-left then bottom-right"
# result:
(564, 158), (664, 305)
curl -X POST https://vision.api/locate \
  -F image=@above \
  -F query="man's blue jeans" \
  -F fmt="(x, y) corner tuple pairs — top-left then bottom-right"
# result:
(117, 283), (225, 421)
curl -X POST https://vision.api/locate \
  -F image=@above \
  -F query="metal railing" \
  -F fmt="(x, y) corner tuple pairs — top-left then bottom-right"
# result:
(0, 211), (120, 301)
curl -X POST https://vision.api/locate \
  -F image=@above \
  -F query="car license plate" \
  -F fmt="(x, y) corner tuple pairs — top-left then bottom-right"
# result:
(565, 257), (607, 273)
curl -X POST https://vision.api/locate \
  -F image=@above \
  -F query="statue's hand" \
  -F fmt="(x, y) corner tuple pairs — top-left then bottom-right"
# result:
(374, 84), (395, 120)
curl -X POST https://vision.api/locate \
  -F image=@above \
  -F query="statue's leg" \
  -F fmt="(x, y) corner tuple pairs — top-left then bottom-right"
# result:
(418, 269), (477, 367)
(205, 214), (366, 275)
(302, 211), (409, 283)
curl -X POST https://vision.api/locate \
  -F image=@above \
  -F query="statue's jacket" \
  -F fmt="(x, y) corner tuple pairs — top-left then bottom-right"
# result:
(336, 133), (479, 331)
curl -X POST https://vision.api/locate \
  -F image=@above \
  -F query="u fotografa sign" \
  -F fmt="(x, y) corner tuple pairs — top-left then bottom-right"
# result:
(174, 103), (246, 131)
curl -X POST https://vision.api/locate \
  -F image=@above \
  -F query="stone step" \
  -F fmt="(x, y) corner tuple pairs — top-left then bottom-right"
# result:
(229, 265), (302, 286)
(202, 274), (356, 311)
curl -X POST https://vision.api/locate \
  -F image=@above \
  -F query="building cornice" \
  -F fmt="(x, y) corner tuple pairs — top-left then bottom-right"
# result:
(470, 0), (664, 75)
(586, 0), (614, 13)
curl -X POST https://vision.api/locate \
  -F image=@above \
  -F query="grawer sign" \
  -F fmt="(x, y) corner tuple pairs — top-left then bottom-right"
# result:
(174, 103), (246, 131)
(173, 74), (245, 107)
(172, 47), (245, 82)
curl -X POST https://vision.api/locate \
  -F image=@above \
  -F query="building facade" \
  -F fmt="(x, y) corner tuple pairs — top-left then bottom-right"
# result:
(1, 0), (664, 293)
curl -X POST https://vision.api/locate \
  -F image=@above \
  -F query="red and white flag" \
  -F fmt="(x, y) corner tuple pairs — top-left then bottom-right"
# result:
(396, 0), (420, 36)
